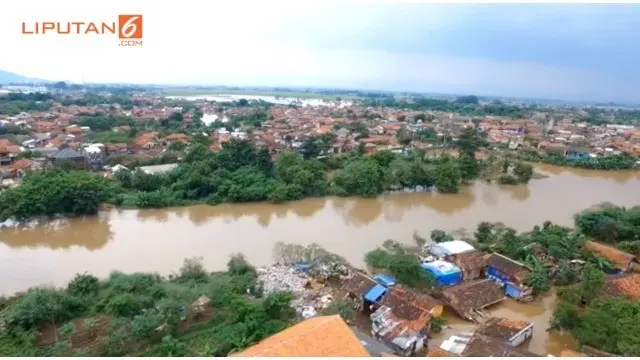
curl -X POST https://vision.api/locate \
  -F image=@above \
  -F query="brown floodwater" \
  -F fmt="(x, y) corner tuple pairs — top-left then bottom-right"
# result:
(433, 291), (576, 356)
(0, 164), (638, 354)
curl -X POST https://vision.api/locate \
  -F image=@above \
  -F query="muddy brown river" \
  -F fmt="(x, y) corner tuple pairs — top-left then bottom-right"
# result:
(1, 164), (639, 355)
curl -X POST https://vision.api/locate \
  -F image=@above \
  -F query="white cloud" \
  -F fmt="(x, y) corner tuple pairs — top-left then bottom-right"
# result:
(0, 0), (636, 101)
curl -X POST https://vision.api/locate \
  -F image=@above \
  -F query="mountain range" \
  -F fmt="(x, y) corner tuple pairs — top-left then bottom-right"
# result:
(0, 70), (48, 84)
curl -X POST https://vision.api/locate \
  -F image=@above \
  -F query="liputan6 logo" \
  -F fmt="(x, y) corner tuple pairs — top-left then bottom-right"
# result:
(21, 14), (143, 47)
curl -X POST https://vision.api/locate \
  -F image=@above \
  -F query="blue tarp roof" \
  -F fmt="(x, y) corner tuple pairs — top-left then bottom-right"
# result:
(364, 284), (387, 303)
(374, 274), (397, 287)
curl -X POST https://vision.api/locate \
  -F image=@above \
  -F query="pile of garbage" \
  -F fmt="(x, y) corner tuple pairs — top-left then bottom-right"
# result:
(257, 265), (308, 294)
(257, 264), (337, 319)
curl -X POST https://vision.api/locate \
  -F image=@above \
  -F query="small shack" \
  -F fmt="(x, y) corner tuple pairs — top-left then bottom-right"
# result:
(420, 260), (462, 287)
(438, 279), (506, 322)
(474, 317), (534, 347)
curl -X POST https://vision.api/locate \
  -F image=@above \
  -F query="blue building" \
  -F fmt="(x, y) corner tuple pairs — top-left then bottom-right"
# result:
(566, 148), (592, 160)
(421, 260), (462, 287)
(486, 253), (533, 300)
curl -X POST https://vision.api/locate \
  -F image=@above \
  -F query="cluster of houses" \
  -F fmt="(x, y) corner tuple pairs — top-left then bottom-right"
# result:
(232, 235), (640, 358)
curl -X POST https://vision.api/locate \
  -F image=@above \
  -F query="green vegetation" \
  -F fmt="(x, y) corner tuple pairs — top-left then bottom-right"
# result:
(0, 92), (53, 115)
(0, 256), (298, 356)
(362, 96), (529, 118)
(0, 171), (111, 221)
(364, 241), (436, 290)
(513, 151), (637, 170)
(0, 128), (508, 220)
(574, 204), (640, 244)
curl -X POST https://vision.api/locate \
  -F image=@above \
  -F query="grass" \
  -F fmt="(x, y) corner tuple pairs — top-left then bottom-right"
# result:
(162, 88), (362, 100)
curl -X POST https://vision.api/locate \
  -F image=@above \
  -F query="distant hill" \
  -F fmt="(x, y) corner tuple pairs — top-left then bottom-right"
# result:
(0, 70), (48, 84)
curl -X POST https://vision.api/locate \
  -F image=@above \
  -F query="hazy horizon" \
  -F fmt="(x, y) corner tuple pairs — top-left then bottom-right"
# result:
(2, 1), (640, 103)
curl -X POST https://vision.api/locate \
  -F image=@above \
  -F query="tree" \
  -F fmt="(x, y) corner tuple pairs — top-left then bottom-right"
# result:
(430, 316), (446, 333)
(332, 159), (384, 197)
(67, 273), (99, 297)
(364, 247), (436, 289)
(526, 262), (550, 294)
(513, 162), (534, 183)
(458, 153), (479, 183)
(579, 263), (605, 305)
(433, 161), (461, 193)
(550, 301), (580, 330)
(430, 229), (453, 243)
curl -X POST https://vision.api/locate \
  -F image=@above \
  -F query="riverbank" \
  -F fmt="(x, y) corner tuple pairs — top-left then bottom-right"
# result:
(1, 163), (639, 296)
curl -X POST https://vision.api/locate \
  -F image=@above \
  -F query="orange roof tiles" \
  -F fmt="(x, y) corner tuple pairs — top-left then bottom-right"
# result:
(602, 273), (640, 299)
(427, 347), (459, 357)
(8, 158), (32, 172)
(584, 241), (635, 269)
(232, 315), (369, 357)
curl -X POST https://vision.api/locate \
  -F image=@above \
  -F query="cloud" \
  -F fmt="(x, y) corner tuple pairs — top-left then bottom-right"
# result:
(1, 1), (639, 101)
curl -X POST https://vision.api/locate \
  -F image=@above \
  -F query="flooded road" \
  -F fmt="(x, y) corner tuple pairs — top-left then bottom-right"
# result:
(0, 164), (638, 354)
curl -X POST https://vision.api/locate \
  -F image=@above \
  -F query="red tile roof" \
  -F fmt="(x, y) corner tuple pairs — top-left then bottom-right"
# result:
(232, 315), (369, 357)
(584, 241), (635, 269)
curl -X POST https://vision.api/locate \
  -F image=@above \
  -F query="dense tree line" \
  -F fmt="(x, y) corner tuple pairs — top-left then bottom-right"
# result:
(361, 96), (529, 118)
(0, 92), (53, 115)
(513, 151), (637, 170)
(0, 256), (298, 356)
(0, 126), (540, 220)
(574, 204), (640, 249)
(0, 171), (112, 221)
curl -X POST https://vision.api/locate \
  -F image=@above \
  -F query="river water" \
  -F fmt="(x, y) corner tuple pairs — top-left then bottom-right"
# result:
(1, 164), (638, 354)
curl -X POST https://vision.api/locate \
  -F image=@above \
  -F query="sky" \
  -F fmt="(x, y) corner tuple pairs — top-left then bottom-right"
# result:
(1, 1), (640, 102)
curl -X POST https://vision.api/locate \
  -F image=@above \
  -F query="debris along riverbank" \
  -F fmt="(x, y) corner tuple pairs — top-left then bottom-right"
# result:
(263, 242), (354, 318)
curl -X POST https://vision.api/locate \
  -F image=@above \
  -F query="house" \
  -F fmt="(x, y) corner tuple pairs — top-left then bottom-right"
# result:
(232, 315), (370, 357)
(0, 142), (20, 165)
(474, 317), (534, 347)
(600, 273), (640, 300)
(438, 279), (506, 322)
(441, 334), (540, 357)
(446, 250), (488, 281)
(420, 260), (463, 287)
(164, 133), (190, 144)
(370, 305), (429, 356)
(338, 271), (379, 307)
(584, 241), (638, 273)
(566, 147), (592, 160)
(427, 240), (475, 258)
(48, 147), (85, 167)
(485, 253), (533, 300)
(7, 158), (38, 178)
(133, 134), (158, 149)
(137, 163), (179, 175)
(378, 285), (443, 318)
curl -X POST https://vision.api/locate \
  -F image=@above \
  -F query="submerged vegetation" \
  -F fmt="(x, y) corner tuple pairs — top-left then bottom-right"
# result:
(0, 128), (535, 221)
